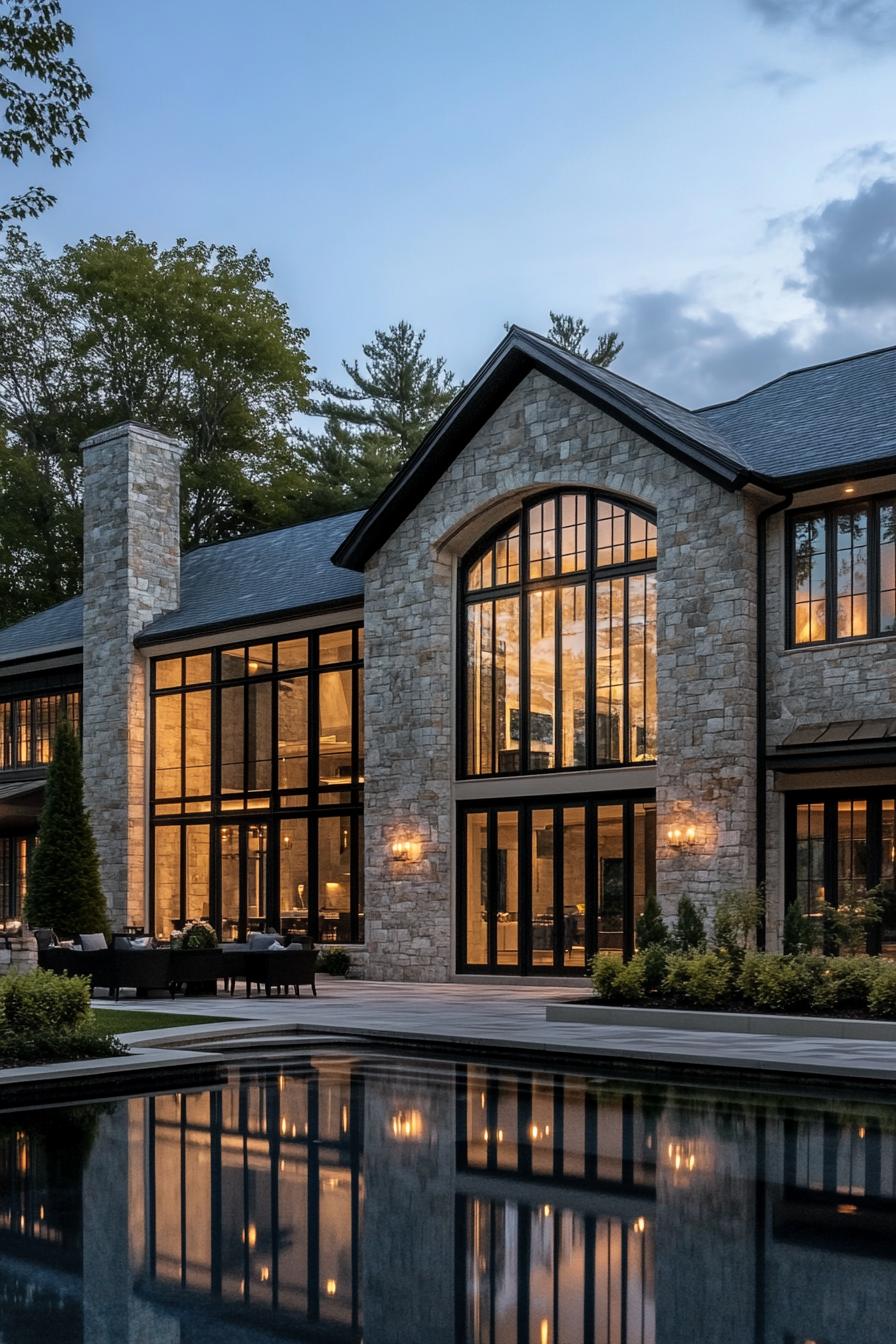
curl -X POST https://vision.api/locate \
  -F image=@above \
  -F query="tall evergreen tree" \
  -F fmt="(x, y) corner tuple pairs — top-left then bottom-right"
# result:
(24, 717), (109, 939)
(300, 321), (457, 509)
(544, 312), (623, 367)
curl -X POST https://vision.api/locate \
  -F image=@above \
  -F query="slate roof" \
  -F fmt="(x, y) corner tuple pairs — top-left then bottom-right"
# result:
(335, 332), (896, 569)
(0, 511), (365, 664)
(0, 595), (83, 664)
(698, 344), (896, 482)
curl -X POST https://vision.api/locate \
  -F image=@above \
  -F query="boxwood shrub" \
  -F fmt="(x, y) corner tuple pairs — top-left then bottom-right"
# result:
(590, 947), (895, 1019)
(0, 968), (125, 1067)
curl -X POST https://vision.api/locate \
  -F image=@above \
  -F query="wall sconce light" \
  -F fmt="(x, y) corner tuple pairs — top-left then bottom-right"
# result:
(391, 839), (418, 862)
(666, 824), (697, 848)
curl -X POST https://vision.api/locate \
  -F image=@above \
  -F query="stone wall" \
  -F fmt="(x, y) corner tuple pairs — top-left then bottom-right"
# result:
(362, 371), (760, 981)
(81, 423), (184, 930)
(763, 509), (896, 943)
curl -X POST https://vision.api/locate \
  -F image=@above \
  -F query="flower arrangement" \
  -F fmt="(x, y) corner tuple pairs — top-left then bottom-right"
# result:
(171, 919), (218, 951)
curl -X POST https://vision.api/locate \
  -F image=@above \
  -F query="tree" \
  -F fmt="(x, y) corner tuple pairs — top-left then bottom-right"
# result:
(300, 321), (457, 510)
(544, 311), (623, 367)
(635, 890), (668, 949)
(0, 1), (91, 226)
(24, 717), (109, 940)
(0, 229), (313, 623)
(670, 894), (707, 953)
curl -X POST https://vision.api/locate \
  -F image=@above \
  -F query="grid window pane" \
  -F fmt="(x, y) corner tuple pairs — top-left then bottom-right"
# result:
(835, 505), (869, 638)
(793, 514), (827, 644)
(528, 500), (556, 579)
(881, 501), (896, 634)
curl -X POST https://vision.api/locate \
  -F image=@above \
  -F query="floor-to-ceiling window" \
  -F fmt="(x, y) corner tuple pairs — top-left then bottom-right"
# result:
(459, 491), (657, 974)
(150, 624), (363, 942)
(787, 790), (896, 950)
(0, 835), (32, 922)
(460, 797), (657, 974)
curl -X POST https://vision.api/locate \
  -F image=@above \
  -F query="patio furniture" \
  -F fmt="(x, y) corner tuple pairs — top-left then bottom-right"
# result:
(259, 946), (317, 998)
(170, 947), (224, 996)
(109, 949), (176, 1001)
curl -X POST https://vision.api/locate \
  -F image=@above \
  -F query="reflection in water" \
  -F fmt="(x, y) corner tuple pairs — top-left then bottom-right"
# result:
(3, 1057), (896, 1341)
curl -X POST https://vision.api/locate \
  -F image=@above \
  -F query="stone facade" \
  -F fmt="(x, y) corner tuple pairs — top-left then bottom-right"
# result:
(81, 423), (184, 930)
(762, 510), (896, 945)
(362, 371), (760, 981)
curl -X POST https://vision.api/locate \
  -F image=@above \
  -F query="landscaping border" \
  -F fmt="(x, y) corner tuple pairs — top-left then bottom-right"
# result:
(546, 1001), (896, 1040)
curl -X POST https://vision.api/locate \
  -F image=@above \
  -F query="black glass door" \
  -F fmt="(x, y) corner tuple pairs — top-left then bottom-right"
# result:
(216, 821), (269, 941)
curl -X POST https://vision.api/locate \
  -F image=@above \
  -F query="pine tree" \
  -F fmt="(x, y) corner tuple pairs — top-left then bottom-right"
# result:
(545, 312), (623, 367)
(670, 895), (707, 953)
(635, 890), (668, 949)
(300, 321), (457, 508)
(24, 718), (109, 939)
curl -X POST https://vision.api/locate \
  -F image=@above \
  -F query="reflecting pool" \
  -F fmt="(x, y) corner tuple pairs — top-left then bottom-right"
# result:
(2, 1052), (896, 1342)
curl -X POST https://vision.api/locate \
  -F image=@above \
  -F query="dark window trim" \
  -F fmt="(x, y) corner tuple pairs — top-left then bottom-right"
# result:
(786, 489), (896, 649)
(784, 787), (895, 917)
(458, 489), (657, 780)
(0, 687), (81, 771)
(149, 621), (364, 942)
(457, 789), (655, 976)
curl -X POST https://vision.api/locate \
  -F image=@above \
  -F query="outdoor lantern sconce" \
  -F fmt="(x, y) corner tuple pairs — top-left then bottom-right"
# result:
(390, 839), (418, 862)
(666, 824), (698, 849)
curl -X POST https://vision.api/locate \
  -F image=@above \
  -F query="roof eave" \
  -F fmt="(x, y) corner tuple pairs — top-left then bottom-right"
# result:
(133, 594), (364, 649)
(332, 330), (753, 572)
(0, 643), (83, 672)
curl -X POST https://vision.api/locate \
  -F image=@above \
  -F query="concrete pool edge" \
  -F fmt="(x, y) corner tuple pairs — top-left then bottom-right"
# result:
(545, 1001), (896, 1040)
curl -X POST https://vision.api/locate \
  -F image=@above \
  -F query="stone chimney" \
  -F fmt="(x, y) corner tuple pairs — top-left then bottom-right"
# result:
(80, 423), (185, 930)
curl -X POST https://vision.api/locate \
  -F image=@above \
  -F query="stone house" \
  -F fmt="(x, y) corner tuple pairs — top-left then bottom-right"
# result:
(0, 329), (893, 981)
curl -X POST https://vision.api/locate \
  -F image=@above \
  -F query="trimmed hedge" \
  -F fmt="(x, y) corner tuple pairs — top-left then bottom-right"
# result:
(0, 968), (126, 1067)
(590, 948), (896, 1019)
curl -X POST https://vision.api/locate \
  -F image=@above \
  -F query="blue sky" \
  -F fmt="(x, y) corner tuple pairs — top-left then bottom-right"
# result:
(13, 0), (896, 405)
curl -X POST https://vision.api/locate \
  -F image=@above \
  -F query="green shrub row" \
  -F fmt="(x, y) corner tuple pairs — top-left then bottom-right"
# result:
(591, 948), (896, 1018)
(0, 968), (125, 1066)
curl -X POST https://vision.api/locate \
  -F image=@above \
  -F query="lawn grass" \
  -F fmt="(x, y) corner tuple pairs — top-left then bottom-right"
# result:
(92, 1008), (234, 1034)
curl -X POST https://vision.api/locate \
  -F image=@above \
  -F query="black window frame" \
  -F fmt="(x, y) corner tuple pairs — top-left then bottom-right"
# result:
(786, 490), (896, 648)
(458, 489), (658, 781)
(149, 622), (363, 943)
(784, 787), (895, 922)
(457, 790), (656, 975)
(0, 688), (81, 771)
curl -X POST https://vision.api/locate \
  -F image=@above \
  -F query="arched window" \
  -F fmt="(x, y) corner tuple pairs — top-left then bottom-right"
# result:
(462, 491), (657, 776)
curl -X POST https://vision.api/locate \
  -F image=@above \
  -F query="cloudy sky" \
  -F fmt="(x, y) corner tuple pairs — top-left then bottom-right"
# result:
(21, 0), (896, 406)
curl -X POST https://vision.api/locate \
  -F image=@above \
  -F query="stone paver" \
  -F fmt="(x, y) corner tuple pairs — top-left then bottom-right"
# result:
(95, 981), (896, 1084)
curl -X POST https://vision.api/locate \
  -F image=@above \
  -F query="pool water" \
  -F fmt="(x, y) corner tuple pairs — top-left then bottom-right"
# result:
(1, 1050), (894, 1343)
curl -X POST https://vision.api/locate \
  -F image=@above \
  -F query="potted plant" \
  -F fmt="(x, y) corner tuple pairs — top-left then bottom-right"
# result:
(317, 946), (351, 978)
(170, 920), (221, 994)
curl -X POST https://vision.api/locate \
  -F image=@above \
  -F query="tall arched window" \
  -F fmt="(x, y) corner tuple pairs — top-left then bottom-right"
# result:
(463, 491), (657, 776)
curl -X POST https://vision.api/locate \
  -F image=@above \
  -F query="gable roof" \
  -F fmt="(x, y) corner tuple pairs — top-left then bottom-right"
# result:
(334, 331), (896, 571)
(0, 511), (365, 665)
(332, 327), (754, 571)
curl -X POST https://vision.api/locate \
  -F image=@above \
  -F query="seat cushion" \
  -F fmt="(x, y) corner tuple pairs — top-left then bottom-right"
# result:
(248, 932), (279, 951)
(80, 932), (108, 951)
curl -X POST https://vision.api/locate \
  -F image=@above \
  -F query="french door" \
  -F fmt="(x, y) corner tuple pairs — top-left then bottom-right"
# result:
(786, 790), (896, 949)
(458, 795), (656, 974)
(216, 821), (269, 942)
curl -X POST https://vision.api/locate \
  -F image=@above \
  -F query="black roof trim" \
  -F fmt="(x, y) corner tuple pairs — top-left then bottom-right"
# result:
(332, 328), (756, 572)
(133, 594), (363, 649)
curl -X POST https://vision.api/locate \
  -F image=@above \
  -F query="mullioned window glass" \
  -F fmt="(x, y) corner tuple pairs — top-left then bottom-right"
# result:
(835, 505), (869, 638)
(881, 502), (896, 633)
(793, 514), (827, 644)
(464, 493), (656, 776)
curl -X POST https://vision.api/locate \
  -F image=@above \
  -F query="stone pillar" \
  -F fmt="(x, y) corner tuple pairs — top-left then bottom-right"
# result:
(81, 423), (185, 930)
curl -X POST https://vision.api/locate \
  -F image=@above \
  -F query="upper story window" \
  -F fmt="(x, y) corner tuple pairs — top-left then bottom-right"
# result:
(790, 495), (896, 646)
(0, 690), (81, 771)
(462, 491), (657, 777)
(150, 625), (364, 813)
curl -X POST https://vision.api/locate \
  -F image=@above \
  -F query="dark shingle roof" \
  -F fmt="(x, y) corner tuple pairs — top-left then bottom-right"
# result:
(0, 512), (365, 664)
(136, 510), (365, 644)
(0, 595), (83, 664)
(697, 345), (896, 481)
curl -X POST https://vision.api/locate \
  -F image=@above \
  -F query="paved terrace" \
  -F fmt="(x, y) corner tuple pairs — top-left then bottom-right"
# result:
(95, 980), (896, 1086)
